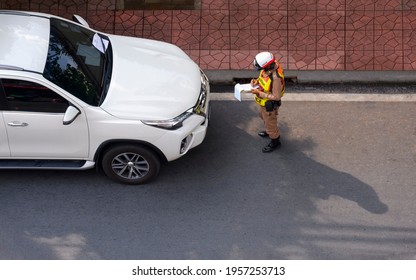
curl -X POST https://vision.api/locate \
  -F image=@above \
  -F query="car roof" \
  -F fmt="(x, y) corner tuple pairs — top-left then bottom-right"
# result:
(0, 11), (50, 74)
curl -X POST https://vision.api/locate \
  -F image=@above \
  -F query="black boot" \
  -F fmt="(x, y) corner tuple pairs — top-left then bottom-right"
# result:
(262, 137), (281, 153)
(258, 131), (269, 137)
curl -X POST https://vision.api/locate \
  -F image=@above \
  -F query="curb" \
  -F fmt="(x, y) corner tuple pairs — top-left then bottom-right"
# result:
(204, 70), (416, 85)
(210, 92), (416, 102)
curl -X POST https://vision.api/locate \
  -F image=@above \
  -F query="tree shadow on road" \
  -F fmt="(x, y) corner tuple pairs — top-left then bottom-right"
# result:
(0, 101), (401, 260)
(149, 101), (393, 259)
(171, 100), (389, 214)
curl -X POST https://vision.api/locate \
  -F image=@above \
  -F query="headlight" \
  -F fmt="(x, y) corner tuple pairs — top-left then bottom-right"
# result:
(193, 70), (209, 117)
(142, 71), (209, 130)
(142, 111), (193, 130)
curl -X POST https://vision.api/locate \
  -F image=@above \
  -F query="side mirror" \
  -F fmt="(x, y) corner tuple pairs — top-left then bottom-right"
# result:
(63, 105), (81, 125)
(72, 15), (90, 27)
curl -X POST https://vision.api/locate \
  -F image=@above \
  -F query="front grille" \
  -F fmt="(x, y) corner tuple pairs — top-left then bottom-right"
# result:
(193, 70), (210, 117)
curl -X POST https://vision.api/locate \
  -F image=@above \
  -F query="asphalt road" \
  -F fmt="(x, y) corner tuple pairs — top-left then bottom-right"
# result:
(1, 87), (415, 260)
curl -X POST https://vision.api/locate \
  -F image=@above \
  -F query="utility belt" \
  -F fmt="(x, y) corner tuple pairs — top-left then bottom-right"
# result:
(255, 96), (281, 112)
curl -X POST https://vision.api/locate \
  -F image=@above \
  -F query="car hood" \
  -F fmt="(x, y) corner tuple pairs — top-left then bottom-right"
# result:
(100, 35), (201, 120)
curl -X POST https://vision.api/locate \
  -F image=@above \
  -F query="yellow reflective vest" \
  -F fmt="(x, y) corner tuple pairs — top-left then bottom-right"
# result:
(254, 64), (285, 106)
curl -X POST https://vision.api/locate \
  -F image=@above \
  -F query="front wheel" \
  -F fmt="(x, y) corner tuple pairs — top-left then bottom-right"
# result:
(101, 145), (161, 185)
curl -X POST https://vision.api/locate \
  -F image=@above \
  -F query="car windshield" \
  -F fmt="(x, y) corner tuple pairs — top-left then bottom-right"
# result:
(43, 18), (112, 106)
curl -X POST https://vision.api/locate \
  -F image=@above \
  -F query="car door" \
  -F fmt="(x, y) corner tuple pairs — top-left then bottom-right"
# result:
(0, 112), (10, 157)
(1, 78), (89, 158)
(0, 84), (10, 157)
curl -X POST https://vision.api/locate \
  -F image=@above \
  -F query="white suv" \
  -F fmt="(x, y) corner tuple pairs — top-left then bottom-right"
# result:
(0, 11), (210, 184)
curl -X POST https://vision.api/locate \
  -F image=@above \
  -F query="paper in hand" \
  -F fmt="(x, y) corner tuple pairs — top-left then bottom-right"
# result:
(234, 83), (258, 101)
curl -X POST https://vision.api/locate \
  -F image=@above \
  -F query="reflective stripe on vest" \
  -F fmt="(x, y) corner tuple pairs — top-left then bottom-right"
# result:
(254, 65), (285, 106)
(277, 65), (285, 96)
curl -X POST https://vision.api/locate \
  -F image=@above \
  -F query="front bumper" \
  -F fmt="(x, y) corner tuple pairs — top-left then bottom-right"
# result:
(154, 71), (210, 161)
(153, 111), (209, 162)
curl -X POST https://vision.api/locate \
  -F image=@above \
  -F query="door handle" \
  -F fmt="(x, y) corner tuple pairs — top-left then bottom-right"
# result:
(7, 122), (29, 127)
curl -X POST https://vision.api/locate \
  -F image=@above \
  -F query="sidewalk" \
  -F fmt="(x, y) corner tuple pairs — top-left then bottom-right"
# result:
(210, 91), (416, 102)
(206, 70), (416, 102)
(205, 70), (416, 85)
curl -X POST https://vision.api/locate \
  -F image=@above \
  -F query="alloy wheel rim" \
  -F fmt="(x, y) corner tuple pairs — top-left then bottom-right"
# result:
(111, 152), (149, 179)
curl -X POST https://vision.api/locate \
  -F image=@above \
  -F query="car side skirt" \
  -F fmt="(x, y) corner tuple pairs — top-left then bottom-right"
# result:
(0, 159), (95, 170)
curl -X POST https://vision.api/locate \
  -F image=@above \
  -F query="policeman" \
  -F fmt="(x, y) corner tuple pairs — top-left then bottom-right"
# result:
(250, 52), (285, 153)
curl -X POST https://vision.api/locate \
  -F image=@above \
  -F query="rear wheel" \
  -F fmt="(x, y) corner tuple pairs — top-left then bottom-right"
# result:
(101, 145), (160, 185)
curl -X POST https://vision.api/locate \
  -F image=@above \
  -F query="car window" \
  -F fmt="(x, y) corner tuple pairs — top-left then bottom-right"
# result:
(1, 79), (69, 113)
(0, 82), (7, 110)
(43, 18), (107, 106)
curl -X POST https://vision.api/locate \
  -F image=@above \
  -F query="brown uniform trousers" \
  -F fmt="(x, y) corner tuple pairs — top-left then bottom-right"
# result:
(259, 105), (279, 139)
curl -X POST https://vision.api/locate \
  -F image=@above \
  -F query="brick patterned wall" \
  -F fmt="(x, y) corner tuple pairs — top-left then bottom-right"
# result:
(2, 0), (416, 71)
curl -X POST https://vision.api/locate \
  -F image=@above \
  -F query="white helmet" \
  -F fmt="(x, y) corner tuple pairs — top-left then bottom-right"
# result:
(253, 52), (275, 71)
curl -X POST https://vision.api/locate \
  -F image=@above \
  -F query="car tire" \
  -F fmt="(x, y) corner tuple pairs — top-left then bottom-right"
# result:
(101, 144), (160, 185)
